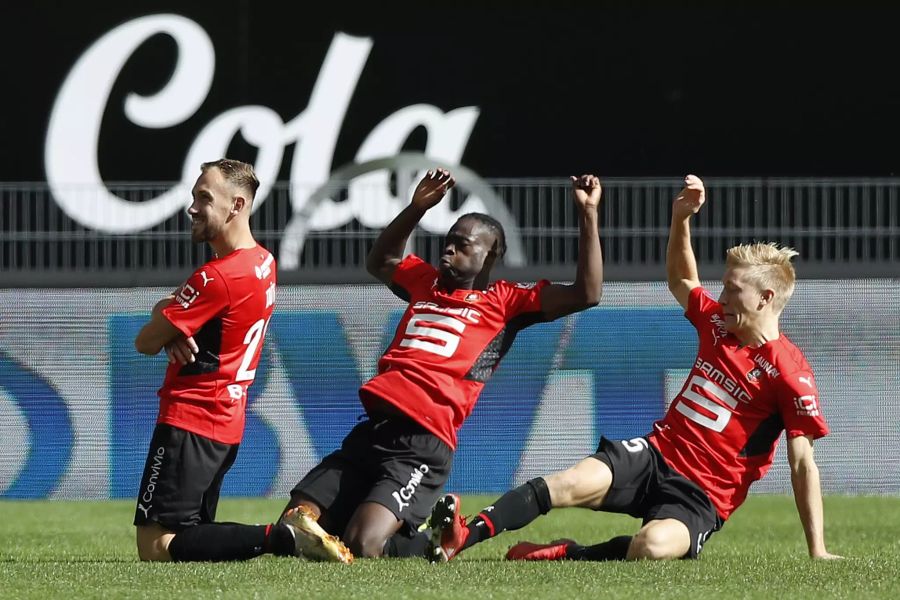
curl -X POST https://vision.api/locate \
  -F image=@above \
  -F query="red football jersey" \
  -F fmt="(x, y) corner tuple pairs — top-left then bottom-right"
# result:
(649, 286), (829, 519)
(157, 245), (276, 444)
(360, 255), (550, 449)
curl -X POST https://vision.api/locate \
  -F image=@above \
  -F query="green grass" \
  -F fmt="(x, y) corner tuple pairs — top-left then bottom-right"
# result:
(1, 495), (898, 599)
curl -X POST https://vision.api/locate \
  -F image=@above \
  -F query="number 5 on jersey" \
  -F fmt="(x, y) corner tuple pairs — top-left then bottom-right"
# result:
(400, 314), (466, 358)
(674, 375), (738, 432)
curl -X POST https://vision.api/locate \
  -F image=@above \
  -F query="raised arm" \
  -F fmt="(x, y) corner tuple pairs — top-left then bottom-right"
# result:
(667, 174), (705, 309)
(787, 435), (842, 559)
(539, 174), (603, 320)
(365, 169), (455, 285)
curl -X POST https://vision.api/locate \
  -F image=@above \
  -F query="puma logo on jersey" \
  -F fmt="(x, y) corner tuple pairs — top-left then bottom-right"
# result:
(200, 271), (215, 287)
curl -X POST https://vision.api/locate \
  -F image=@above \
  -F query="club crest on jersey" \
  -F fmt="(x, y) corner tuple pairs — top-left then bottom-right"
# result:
(464, 293), (481, 302)
(745, 367), (763, 383)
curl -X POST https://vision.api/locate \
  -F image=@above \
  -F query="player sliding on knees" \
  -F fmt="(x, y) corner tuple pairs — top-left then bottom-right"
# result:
(428, 174), (842, 563)
(281, 169), (604, 558)
(133, 159), (350, 564)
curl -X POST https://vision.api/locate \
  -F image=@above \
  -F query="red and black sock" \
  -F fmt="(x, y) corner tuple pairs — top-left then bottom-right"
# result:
(462, 477), (552, 551)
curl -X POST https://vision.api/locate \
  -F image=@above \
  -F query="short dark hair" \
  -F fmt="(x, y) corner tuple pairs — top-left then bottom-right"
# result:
(457, 212), (507, 258)
(201, 158), (260, 201)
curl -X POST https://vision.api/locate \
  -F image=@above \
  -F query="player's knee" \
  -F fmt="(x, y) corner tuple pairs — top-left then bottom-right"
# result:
(628, 525), (686, 560)
(545, 469), (582, 507)
(136, 536), (169, 561)
(136, 526), (173, 561)
(344, 531), (387, 558)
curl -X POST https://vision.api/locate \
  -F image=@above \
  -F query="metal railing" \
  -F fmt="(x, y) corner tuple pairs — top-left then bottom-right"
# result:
(1, 177), (897, 285)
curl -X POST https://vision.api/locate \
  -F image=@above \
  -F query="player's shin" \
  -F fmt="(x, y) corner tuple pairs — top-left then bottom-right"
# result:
(167, 522), (292, 561)
(568, 535), (633, 561)
(464, 477), (553, 550)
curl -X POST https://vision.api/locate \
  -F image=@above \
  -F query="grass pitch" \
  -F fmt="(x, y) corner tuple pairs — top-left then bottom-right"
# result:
(1, 495), (897, 599)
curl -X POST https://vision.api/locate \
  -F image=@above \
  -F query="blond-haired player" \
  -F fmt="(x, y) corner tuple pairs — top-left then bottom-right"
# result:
(427, 175), (842, 562)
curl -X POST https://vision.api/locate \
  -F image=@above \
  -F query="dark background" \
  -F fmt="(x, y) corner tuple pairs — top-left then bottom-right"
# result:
(3, 2), (900, 181)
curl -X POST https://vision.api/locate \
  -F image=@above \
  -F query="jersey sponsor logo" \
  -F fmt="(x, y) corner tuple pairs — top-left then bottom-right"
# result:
(745, 367), (763, 383)
(175, 282), (200, 308)
(199, 270), (215, 287)
(794, 394), (820, 417)
(138, 445), (165, 517)
(753, 355), (781, 379)
(411, 301), (482, 324)
(709, 314), (729, 346)
(694, 358), (752, 404)
(392, 464), (430, 512)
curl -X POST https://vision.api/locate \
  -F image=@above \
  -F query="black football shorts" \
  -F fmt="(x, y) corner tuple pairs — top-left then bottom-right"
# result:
(290, 413), (453, 536)
(133, 423), (238, 531)
(591, 436), (724, 558)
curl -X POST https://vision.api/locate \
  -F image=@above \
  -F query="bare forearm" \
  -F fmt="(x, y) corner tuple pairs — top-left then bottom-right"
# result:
(572, 208), (603, 305)
(791, 463), (828, 557)
(366, 204), (427, 276)
(667, 215), (699, 287)
(152, 296), (175, 317)
(136, 300), (177, 356)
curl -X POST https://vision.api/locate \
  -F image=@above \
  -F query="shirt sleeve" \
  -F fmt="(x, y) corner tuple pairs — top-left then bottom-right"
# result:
(389, 254), (438, 301)
(777, 369), (830, 439)
(686, 285), (721, 328)
(499, 279), (551, 318)
(161, 265), (230, 338)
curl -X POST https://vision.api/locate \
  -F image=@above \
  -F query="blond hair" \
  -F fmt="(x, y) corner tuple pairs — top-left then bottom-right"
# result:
(725, 242), (798, 314)
(201, 158), (260, 202)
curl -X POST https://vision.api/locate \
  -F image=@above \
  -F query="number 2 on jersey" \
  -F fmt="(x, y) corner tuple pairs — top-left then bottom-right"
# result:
(236, 317), (270, 382)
